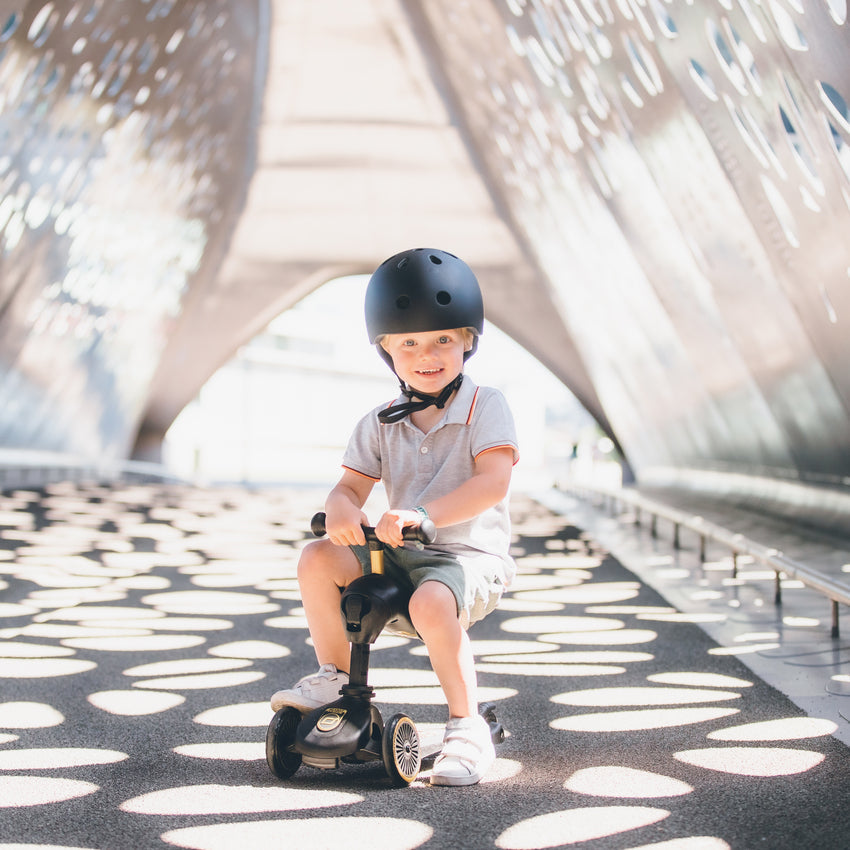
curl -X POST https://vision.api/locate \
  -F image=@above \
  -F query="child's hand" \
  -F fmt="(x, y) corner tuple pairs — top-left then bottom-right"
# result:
(375, 509), (422, 548)
(324, 505), (369, 547)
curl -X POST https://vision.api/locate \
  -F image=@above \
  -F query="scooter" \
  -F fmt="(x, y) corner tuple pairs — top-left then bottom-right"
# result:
(266, 512), (505, 786)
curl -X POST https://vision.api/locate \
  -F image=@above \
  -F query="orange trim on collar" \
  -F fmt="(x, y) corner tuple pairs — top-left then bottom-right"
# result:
(465, 387), (480, 425)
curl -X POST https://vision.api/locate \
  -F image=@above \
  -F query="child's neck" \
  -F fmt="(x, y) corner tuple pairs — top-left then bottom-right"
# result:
(409, 388), (457, 432)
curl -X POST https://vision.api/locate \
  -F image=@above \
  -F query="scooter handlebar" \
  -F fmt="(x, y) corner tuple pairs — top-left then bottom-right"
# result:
(311, 511), (436, 545)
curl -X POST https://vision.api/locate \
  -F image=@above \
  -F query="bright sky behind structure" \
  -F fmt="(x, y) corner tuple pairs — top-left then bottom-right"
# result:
(165, 275), (598, 487)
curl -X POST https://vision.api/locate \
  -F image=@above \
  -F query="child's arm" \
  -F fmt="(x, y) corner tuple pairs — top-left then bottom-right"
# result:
(323, 469), (375, 547)
(375, 446), (514, 547)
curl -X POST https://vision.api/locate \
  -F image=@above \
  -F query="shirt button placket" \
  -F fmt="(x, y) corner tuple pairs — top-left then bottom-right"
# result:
(419, 441), (433, 473)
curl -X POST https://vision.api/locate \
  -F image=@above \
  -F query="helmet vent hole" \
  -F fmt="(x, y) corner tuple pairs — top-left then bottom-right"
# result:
(396, 295), (411, 309)
(428, 254), (443, 265)
(397, 257), (409, 270)
(436, 290), (451, 306)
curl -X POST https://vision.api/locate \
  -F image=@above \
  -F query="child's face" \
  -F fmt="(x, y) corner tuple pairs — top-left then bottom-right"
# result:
(381, 328), (471, 394)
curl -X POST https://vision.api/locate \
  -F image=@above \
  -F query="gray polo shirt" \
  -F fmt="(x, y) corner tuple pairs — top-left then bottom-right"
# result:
(342, 376), (519, 578)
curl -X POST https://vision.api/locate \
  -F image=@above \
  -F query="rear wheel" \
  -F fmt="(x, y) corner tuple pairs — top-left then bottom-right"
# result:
(382, 713), (421, 786)
(266, 707), (303, 779)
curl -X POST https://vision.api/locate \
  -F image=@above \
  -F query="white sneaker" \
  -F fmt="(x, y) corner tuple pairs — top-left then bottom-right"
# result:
(430, 714), (495, 786)
(270, 664), (349, 712)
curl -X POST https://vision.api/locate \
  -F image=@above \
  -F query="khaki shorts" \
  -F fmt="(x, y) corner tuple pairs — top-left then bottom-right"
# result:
(349, 543), (507, 628)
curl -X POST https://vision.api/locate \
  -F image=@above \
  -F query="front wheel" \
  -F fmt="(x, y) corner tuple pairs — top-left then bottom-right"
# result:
(266, 706), (303, 779)
(382, 713), (421, 786)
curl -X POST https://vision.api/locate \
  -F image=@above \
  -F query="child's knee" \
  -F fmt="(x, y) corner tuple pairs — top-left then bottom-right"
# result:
(297, 539), (359, 586)
(297, 539), (334, 578)
(408, 581), (459, 631)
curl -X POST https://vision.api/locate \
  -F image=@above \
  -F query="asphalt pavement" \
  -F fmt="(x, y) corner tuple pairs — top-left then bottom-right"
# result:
(1, 482), (849, 849)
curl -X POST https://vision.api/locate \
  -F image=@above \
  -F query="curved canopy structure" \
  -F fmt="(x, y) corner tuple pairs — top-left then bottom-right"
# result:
(1, 0), (849, 522)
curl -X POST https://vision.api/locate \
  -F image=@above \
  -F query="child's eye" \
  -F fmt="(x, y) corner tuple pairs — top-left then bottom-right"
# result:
(438, 335), (450, 344)
(402, 339), (415, 347)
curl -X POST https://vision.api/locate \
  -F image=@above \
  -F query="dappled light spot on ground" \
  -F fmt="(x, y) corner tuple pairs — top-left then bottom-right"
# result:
(61, 635), (206, 652)
(120, 783), (362, 815)
(480, 650), (654, 664)
(162, 817), (433, 850)
(648, 673), (753, 689)
(88, 690), (185, 716)
(0, 642), (76, 658)
(410, 639), (560, 657)
(132, 671), (266, 691)
(95, 617), (235, 632)
(706, 717), (838, 741)
(476, 662), (625, 677)
(207, 640), (290, 659)
(15, 624), (153, 639)
(173, 743), (264, 761)
(263, 614), (309, 629)
(367, 668), (441, 687)
(515, 582), (641, 605)
(637, 613), (729, 624)
(496, 598), (564, 612)
(0, 702), (64, 729)
(123, 659), (252, 677)
(674, 747), (825, 776)
(36, 605), (166, 622)
(141, 590), (279, 616)
(193, 702), (270, 727)
(551, 707), (740, 732)
(552, 687), (741, 707)
(508, 573), (589, 590)
(623, 839), (731, 849)
(495, 806), (669, 849)
(0, 776), (99, 807)
(514, 554), (600, 570)
(0, 748), (128, 771)
(545, 629), (659, 645)
(708, 643), (780, 656)
(113, 575), (172, 590)
(0, 658), (97, 677)
(376, 685), (517, 706)
(481, 757), (523, 782)
(500, 615), (625, 634)
(565, 765), (694, 798)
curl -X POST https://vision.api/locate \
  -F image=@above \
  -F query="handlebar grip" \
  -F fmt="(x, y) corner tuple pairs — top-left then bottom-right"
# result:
(310, 512), (328, 538)
(310, 511), (436, 545)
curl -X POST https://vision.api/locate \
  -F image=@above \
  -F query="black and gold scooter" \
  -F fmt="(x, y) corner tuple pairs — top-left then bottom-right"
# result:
(266, 512), (504, 786)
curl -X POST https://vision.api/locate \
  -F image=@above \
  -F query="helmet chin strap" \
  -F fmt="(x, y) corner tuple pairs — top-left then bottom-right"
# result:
(378, 374), (464, 424)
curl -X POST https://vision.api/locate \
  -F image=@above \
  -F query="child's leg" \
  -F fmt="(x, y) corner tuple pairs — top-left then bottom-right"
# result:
(297, 538), (362, 673)
(409, 579), (495, 786)
(408, 579), (478, 717)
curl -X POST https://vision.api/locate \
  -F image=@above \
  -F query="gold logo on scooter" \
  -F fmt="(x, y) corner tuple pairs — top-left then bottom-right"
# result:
(316, 707), (346, 732)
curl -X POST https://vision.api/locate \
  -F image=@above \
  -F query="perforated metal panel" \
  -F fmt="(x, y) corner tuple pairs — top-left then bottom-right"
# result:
(2, 0), (850, 501)
(0, 1), (261, 460)
(412, 0), (850, 487)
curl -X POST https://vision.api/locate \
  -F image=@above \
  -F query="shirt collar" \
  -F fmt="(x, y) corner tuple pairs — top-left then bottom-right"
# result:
(391, 374), (478, 429)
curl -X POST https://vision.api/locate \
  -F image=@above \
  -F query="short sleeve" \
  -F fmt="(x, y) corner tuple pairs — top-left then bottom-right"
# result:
(470, 388), (519, 463)
(341, 407), (383, 481)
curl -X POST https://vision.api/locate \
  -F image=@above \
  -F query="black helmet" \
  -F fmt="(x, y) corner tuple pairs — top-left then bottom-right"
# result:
(365, 248), (484, 357)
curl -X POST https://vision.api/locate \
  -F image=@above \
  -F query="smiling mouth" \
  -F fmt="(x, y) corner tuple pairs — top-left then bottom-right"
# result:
(416, 368), (443, 376)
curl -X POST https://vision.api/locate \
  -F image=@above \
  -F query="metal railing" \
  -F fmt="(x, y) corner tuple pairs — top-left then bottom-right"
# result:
(566, 482), (850, 638)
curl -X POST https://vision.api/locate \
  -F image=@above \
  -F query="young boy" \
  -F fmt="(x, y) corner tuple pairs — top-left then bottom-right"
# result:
(271, 248), (519, 786)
